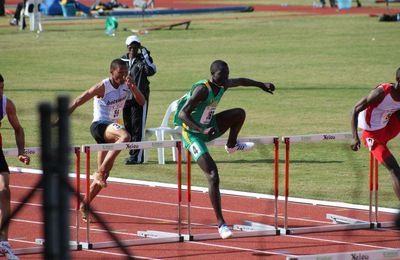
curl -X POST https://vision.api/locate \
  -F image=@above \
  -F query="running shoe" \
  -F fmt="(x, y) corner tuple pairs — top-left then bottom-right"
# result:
(0, 241), (19, 260)
(225, 142), (255, 154)
(218, 224), (232, 239)
(93, 171), (107, 188)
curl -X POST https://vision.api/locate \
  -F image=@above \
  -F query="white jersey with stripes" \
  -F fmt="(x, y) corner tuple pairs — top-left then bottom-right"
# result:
(92, 78), (129, 123)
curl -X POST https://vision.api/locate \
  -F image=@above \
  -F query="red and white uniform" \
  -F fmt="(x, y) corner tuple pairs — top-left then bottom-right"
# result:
(359, 83), (400, 163)
(358, 83), (400, 131)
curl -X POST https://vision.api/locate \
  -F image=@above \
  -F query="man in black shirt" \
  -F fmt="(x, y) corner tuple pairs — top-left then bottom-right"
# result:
(121, 35), (156, 164)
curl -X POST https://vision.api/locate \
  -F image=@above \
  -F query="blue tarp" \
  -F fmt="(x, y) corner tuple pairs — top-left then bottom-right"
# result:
(42, 0), (63, 15)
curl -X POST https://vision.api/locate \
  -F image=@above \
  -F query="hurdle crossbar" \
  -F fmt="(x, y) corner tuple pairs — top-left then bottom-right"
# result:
(185, 136), (280, 241)
(12, 243), (82, 256)
(4, 145), (82, 255)
(282, 132), (376, 235)
(81, 140), (183, 249)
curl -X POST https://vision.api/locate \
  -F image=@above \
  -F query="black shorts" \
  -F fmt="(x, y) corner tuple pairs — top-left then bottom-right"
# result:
(0, 148), (10, 173)
(90, 121), (109, 144)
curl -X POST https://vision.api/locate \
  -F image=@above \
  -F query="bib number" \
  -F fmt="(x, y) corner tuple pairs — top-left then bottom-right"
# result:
(190, 143), (201, 157)
(200, 106), (216, 124)
(110, 106), (121, 120)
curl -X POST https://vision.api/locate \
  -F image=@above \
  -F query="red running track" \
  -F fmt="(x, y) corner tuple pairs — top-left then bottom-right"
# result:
(6, 172), (400, 259)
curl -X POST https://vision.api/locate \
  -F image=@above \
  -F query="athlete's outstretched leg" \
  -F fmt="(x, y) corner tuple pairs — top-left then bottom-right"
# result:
(197, 153), (226, 227)
(382, 155), (400, 200)
(0, 173), (10, 241)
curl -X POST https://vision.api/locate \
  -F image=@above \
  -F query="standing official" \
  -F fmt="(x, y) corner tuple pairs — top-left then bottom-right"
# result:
(121, 35), (156, 164)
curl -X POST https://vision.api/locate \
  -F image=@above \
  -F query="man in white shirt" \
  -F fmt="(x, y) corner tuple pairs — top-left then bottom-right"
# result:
(67, 59), (144, 221)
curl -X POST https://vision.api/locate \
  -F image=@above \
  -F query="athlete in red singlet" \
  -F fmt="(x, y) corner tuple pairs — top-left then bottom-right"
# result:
(351, 67), (400, 200)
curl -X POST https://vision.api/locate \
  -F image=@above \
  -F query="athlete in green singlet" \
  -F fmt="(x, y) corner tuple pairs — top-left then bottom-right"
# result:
(174, 60), (275, 239)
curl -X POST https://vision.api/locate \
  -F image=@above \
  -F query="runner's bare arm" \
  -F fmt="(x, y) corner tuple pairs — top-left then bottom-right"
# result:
(225, 78), (275, 94)
(6, 98), (30, 164)
(178, 85), (213, 134)
(69, 82), (105, 115)
(350, 87), (384, 151)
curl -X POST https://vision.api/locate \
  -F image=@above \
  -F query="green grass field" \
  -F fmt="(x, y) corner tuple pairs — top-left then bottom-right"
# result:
(1, 8), (400, 208)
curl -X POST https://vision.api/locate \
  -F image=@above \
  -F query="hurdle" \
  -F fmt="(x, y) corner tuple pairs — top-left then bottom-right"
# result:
(3, 145), (82, 255)
(281, 132), (378, 235)
(370, 152), (397, 229)
(80, 140), (184, 249)
(184, 136), (280, 241)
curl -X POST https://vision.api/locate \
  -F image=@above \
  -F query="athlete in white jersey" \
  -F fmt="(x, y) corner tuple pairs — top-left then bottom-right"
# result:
(351, 67), (400, 201)
(67, 59), (145, 222)
(92, 78), (130, 123)
(0, 74), (30, 260)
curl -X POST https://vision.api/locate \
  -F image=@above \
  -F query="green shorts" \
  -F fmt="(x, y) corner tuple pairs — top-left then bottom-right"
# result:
(182, 118), (222, 161)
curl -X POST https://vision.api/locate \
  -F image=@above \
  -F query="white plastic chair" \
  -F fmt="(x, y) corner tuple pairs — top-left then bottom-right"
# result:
(23, 0), (42, 32)
(144, 99), (183, 164)
(134, 0), (155, 10)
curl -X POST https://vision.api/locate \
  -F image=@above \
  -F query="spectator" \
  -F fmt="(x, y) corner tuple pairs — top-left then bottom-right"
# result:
(120, 35), (156, 164)
(320, 0), (337, 8)
(9, 1), (25, 26)
(60, 0), (92, 16)
(134, 0), (154, 10)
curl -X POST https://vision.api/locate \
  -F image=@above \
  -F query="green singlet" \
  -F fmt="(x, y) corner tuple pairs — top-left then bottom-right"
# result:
(174, 80), (225, 161)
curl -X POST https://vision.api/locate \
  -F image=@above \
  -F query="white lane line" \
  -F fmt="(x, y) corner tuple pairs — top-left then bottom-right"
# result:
(10, 185), (333, 225)
(288, 234), (398, 250)
(82, 249), (159, 260)
(189, 241), (298, 258)
(9, 237), (157, 259)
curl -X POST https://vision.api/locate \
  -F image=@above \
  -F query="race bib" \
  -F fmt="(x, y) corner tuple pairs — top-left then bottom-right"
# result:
(110, 106), (121, 121)
(190, 143), (201, 157)
(366, 138), (374, 151)
(200, 106), (216, 124)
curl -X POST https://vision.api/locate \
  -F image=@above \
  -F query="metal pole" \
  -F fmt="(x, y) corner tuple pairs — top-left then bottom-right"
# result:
(374, 157), (379, 223)
(75, 147), (81, 245)
(57, 96), (71, 260)
(40, 102), (59, 259)
(284, 138), (290, 231)
(85, 146), (91, 243)
(369, 152), (373, 223)
(186, 150), (192, 238)
(177, 142), (182, 237)
(274, 138), (279, 230)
